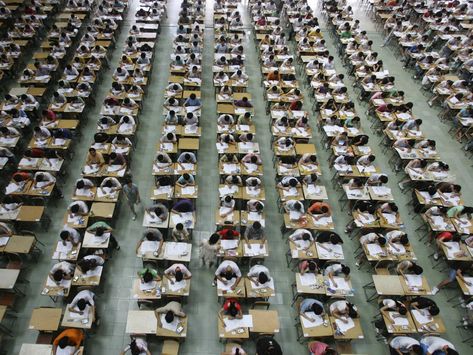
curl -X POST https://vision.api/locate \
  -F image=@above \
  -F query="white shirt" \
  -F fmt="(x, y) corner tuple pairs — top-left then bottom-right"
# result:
(215, 260), (241, 277)
(421, 336), (455, 353)
(70, 289), (95, 308)
(165, 263), (192, 278)
(390, 336), (419, 352)
(248, 265), (270, 278)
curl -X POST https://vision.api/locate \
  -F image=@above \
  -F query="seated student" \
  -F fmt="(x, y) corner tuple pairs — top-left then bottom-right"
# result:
(99, 177), (122, 195)
(74, 178), (95, 197)
(315, 231), (343, 250)
(289, 229), (315, 251)
(214, 259), (242, 289)
(389, 336), (422, 355)
(431, 261), (472, 295)
(357, 232), (387, 265)
(154, 151), (173, 167)
(76, 253), (105, 274)
(177, 152), (197, 166)
(247, 264), (271, 287)
(68, 289), (96, 322)
(219, 298), (243, 320)
(67, 200), (89, 218)
(308, 341), (339, 355)
(308, 201), (332, 221)
(419, 336), (457, 355)
(146, 202), (169, 222)
(120, 337), (151, 355)
(220, 195), (236, 218)
(155, 301), (186, 327)
(256, 336), (282, 355)
(59, 227), (81, 247)
(171, 223), (190, 242)
(379, 298), (407, 315)
(410, 296), (440, 317)
(277, 176), (300, 191)
(377, 202), (402, 226)
(329, 300), (358, 323)
(247, 199), (264, 213)
(300, 298), (325, 321)
(176, 173), (195, 188)
(49, 261), (75, 285)
(244, 221), (265, 246)
(284, 200), (305, 218)
(171, 198), (194, 214)
(52, 328), (84, 355)
(86, 148), (105, 166)
(86, 221), (120, 251)
(396, 260), (423, 278)
(164, 263), (192, 284)
(324, 263), (351, 286)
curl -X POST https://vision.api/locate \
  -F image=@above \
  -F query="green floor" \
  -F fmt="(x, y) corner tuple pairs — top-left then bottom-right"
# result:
(4, 0), (473, 354)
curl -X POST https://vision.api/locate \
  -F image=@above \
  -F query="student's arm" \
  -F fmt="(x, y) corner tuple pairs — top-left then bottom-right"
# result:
(231, 276), (241, 290)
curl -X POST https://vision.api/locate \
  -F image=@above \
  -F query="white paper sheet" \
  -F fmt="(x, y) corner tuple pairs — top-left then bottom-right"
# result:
(168, 280), (186, 292)
(222, 163), (238, 174)
(307, 184), (321, 195)
(140, 241), (159, 254)
(160, 314), (179, 332)
(328, 277), (350, 292)
(140, 281), (158, 291)
(411, 309), (432, 325)
(283, 187), (298, 197)
(181, 186), (196, 195)
(316, 243), (343, 259)
(245, 187), (260, 196)
(244, 243), (266, 256)
(405, 274), (423, 288)
(217, 278), (236, 291)
(250, 278), (274, 290)
(299, 273), (317, 286)
(164, 242), (189, 257)
(366, 243), (384, 256)
(221, 239), (239, 250)
(382, 213), (397, 224)
(371, 186), (390, 196)
(335, 317), (354, 333)
(0, 236), (9, 246)
(312, 216), (332, 226)
(389, 312), (409, 326)
(219, 186), (238, 197)
(224, 315), (253, 332)
(301, 312), (324, 328)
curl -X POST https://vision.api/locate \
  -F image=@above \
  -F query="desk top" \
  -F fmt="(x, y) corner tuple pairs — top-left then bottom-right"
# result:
(0, 268), (20, 289)
(29, 307), (62, 332)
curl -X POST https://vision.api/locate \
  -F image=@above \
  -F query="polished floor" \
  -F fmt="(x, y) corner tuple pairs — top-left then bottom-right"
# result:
(4, 0), (473, 354)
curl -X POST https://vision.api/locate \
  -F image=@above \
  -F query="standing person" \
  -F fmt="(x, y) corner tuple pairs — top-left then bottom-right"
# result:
(123, 176), (141, 220)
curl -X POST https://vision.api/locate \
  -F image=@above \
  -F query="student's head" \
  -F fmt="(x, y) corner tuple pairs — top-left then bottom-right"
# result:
(378, 236), (386, 246)
(329, 233), (342, 244)
(302, 233), (311, 241)
(252, 221), (261, 230)
(341, 265), (350, 276)
(379, 175), (388, 184)
(53, 269), (64, 282)
(224, 267), (234, 280)
(308, 261), (317, 272)
(347, 303), (358, 318)
(165, 310), (174, 323)
(59, 230), (70, 241)
(58, 337), (70, 349)
(294, 201), (302, 211)
(228, 301), (239, 317)
(175, 270), (184, 282)
(289, 178), (298, 188)
(70, 204), (79, 214)
(77, 298), (88, 311)
(143, 270), (154, 283)
(258, 272), (269, 284)
(445, 349), (458, 355)
(311, 303), (324, 315)
(412, 264), (423, 275)
(209, 233), (220, 245)
(429, 304), (440, 316)
(398, 305), (407, 316)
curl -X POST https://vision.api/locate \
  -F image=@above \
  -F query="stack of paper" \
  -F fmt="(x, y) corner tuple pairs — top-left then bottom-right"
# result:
(405, 275), (423, 288)
(244, 243), (266, 256)
(299, 273), (317, 286)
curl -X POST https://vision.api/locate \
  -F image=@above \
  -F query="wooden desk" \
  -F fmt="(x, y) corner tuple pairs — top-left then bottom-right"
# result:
(132, 279), (162, 300)
(3, 235), (35, 254)
(372, 275), (405, 296)
(295, 273), (326, 296)
(244, 277), (275, 298)
(19, 344), (84, 355)
(126, 310), (157, 334)
(381, 310), (417, 334)
(178, 138), (199, 150)
(218, 316), (250, 339)
(157, 314), (187, 338)
(299, 313), (333, 338)
(90, 202), (115, 219)
(61, 306), (94, 329)
(0, 269), (20, 290)
(330, 317), (364, 340)
(29, 307), (62, 332)
(249, 310), (279, 334)
(16, 206), (45, 222)
(410, 309), (446, 333)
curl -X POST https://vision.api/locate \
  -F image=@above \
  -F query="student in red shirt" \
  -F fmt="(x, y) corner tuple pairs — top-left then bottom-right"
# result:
(217, 228), (240, 240)
(219, 298), (242, 319)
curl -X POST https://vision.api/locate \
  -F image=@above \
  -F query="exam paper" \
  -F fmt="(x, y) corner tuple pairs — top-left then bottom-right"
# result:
(160, 314), (179, 332)
(221, 239), (239, 250)
(405, 274), (423, 288)
(335, 317), (354, 333)
(301, 312), (324, 328)
(140, 241), (159, 254)
(299, 273), (317, 286)
(217, 278), (236, 291)
(164, 242), (188, 257)
(224, 315), (253, 332)
(244, 243), (266, 256)
(389, 312), (409, 326)
(411, 310), (432, 325)
(168, 280), (186, 292)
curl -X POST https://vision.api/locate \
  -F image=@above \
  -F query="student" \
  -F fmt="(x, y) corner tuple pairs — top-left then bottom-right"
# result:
(171, 223), (190, 242)
(300, 298), (325, 321)
(410, 297), (440, 317)
(49, 261), (75, 285)
(155, 301), (186, 327)
(52, 328), (84, 355)
(308, 341), (339, 355)
(247, 264), (271, 287)
(219, 298), (243, 320)
(256, 336), (282, 355)
(68, 289), (96, 322)
(324, 263), (350, 286)
(86, 221), (120, 251)
(164, 263), (192, 284)
(329, 300), (358, 323)
(419, 336), (457, 355)
(59, 227), (81, 246)
(120, 337), (151, 355)
(214, 259), (241, 289)
(389, 336), (422, 355)
(396, 260), (423, 278)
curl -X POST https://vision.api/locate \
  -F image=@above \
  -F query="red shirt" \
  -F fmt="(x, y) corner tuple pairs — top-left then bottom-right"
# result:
(29, 148), (45, 158)
(223, 298), (241, 311)
(12, 171), (32, 181)
(218, 228), (240, 240)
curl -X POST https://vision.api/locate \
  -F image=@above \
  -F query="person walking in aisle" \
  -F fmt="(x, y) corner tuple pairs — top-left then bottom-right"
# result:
(123, 176), (141, 220)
